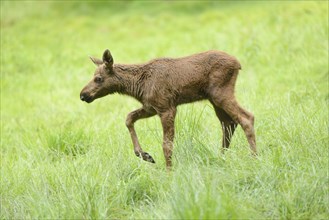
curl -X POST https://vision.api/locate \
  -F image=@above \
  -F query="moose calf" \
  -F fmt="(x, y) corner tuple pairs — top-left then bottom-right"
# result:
(80, 49), (256, 168)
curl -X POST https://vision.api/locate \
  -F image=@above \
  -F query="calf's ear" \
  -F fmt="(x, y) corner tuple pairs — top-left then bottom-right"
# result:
(102, 49), (114, 67)
(89, 57), (103, 66)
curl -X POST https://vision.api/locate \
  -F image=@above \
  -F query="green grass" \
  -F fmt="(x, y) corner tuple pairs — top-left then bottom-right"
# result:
(1, 1), (328, 219)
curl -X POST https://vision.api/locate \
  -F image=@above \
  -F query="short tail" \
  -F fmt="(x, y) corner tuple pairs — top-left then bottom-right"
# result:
(235, 59), (242, 70)
(227, 57), (241, 70)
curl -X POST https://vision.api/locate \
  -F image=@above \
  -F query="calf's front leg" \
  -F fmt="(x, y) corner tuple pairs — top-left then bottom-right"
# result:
(159, 108), (177, 168)
(126, 108), (156, 163)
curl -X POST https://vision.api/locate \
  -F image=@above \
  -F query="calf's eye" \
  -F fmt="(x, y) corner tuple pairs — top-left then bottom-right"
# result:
(95, 76), (102, 83)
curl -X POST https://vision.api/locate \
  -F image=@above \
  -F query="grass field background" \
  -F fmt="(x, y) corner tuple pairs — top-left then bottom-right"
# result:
(1, 1), (328, 219)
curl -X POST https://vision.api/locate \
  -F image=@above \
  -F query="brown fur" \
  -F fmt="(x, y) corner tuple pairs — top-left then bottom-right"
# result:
(80, 49), (257, 168)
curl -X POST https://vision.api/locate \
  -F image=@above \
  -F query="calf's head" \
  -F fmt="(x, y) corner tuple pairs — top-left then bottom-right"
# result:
(80, 49), (117, 103)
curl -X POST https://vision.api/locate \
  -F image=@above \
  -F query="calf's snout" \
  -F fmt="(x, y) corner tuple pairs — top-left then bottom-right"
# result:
(80, 91), (93, 103)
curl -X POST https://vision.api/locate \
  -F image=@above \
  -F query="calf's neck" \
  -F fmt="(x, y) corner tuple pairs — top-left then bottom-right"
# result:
(80, 49), (256, 168)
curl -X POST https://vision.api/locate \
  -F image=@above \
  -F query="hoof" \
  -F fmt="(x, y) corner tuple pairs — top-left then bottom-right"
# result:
(143, 152), (155, 163)
(135, 151), (155, 163)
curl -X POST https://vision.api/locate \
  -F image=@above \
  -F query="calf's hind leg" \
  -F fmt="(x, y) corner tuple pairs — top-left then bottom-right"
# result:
(126, 108), (156, 163)
(211, 98), (257, 155)
(211, 105), (238, 153)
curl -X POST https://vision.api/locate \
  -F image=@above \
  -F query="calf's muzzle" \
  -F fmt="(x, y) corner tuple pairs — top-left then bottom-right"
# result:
(80, 92), (93, 103)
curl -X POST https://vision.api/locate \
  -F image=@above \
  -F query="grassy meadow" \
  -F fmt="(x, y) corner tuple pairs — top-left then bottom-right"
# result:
(1, 1), (328, 219)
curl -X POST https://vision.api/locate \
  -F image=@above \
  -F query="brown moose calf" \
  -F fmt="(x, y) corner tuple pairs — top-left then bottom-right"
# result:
(80, 49), (256, 168)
